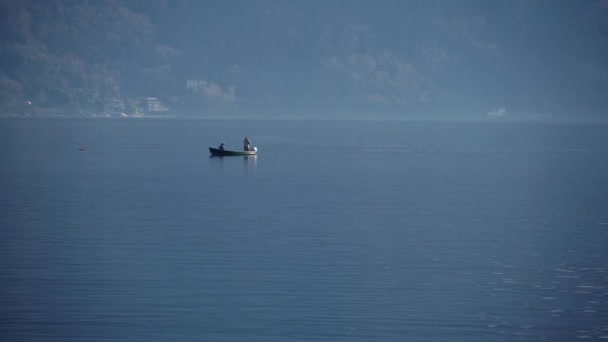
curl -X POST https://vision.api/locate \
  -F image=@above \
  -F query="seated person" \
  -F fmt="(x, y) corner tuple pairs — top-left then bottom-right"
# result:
(219, 142), (225, 150)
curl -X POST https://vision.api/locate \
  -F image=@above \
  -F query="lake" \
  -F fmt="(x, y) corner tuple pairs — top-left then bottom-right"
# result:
(1, 118), (607, 341)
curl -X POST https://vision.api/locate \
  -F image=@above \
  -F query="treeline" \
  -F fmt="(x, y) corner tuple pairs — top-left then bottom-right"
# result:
(0, 0), (180, 114)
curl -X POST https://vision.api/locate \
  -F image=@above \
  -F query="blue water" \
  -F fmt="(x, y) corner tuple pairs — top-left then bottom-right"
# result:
(1, 118), (607, 341)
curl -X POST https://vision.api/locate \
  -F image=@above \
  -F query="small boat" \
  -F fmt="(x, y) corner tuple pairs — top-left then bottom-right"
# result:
(209, 147), (257, 156)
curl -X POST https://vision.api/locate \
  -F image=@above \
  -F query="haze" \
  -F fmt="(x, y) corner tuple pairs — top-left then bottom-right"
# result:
(1, 0), (607, 121)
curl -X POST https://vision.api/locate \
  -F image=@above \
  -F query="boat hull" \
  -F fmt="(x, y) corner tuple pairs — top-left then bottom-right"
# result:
(209, 147), (257, 156)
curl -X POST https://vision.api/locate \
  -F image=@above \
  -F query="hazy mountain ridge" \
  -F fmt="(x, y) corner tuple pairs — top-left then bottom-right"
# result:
(1, 0), (607, 119)
(0, 0), (177, 115)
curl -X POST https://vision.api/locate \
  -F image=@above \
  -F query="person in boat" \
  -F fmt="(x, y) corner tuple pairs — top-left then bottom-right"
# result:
(219, 142), (225, 150)
(243, 136), (251, 151)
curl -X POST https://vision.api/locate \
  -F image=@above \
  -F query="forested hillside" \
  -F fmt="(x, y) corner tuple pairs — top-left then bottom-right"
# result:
(0, 0), (179, 115)
(1, 1), (607, 119)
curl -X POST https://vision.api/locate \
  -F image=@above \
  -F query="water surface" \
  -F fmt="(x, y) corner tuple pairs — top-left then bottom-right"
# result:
(1, 118), (607, 341)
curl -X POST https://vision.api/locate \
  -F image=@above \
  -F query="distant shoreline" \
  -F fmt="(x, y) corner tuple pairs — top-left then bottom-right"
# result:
(1, 112), (607, 125)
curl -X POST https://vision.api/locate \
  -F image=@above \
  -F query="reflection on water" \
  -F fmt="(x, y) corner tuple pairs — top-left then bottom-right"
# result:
(208, 154), (257, 175)
(243, 154), (256, 165)
(1, 119), (607, 341)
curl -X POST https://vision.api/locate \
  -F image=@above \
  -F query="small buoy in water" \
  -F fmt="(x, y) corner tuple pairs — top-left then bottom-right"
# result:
(78, 147), (85, 151)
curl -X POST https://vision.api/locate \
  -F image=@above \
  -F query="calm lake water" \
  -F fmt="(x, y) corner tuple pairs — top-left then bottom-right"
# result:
(1, 118), (607, 341)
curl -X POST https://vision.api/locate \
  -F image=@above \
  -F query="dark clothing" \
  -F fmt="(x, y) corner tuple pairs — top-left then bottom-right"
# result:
(243, 137), (251, 151)
(219, 143), (225, 150)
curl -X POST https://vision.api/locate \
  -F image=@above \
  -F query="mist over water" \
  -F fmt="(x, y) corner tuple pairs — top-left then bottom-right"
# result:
(1, 118), (607, 341)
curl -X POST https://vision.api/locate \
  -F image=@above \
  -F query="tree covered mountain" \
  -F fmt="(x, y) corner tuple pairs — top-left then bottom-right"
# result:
(1, 0), (607, 119)
(0, 0), (180, 114)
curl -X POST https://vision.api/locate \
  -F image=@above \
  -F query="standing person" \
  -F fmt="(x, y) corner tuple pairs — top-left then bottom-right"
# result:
(243, 136), (251, 151)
